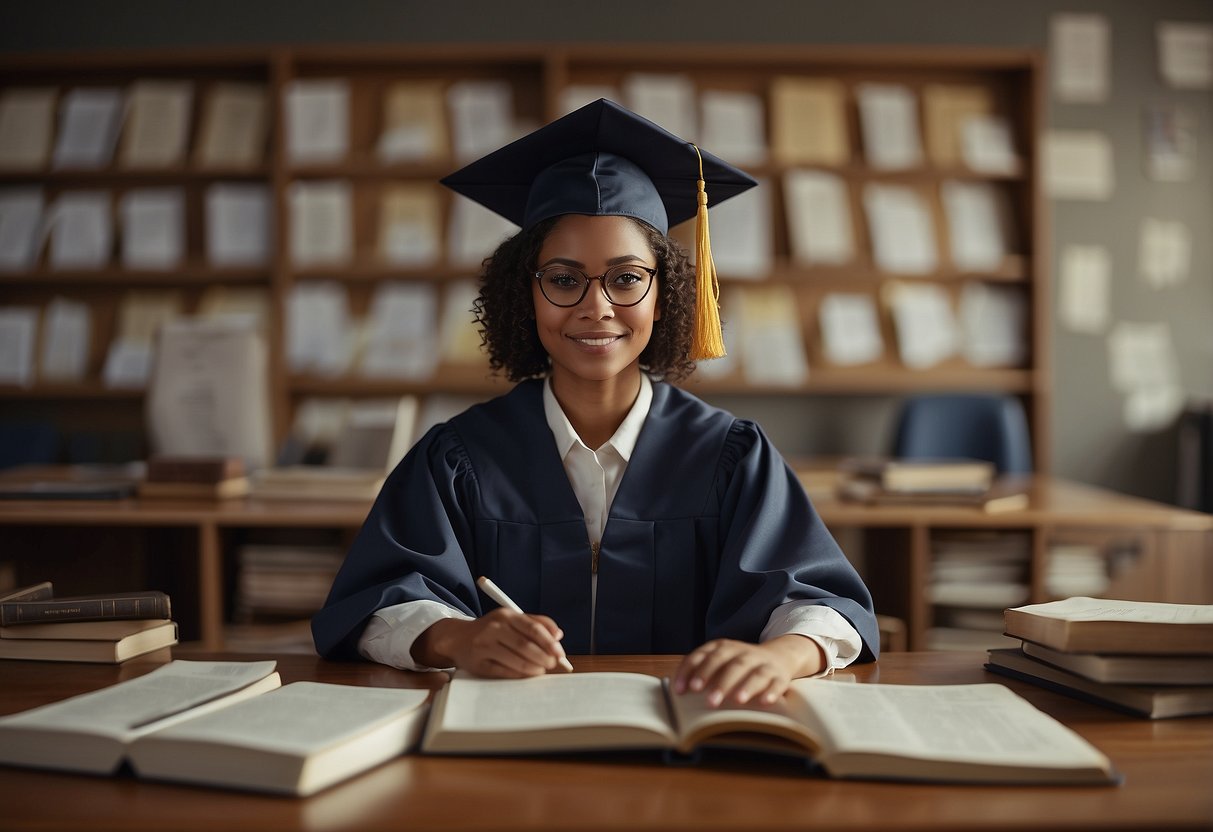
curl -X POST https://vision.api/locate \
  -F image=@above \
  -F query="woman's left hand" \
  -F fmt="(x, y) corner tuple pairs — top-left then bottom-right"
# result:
(671, 635), (826, 708)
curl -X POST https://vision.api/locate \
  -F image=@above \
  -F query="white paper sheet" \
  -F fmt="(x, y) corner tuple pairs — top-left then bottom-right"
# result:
(120, 189), (185, 269)
(1157, 22), (1213, 89)
(705, 177), (771, 279)
(284, 79), (349, 164)
(941, 181), (1011, 272)
(700, 90), (766, 165)
(195, 82), (268, 168)
(733, 286), (808, 386)
(102, 340), (153, 388)
(376, 81), (448, 164)
(287, 281), (353, 377)
(1107, 321), (1184, 433)
(120, 80), (193, 168)
(958, 282), (1027, 367)
(447, 195), (518, 268)
(784, 170), (854, 267)
(1058, 244), (1110, 334)
(1050, 14), (1110, 102)
(46, 191), (112, 269)
(1044, 130), (1114, 200)
(360, 282), (439, 379)
(52, 88), (124, 170)
(623, 74), (697, 140)
(0, 307), (38, 387)
(856, 84), (923, 170)
(377, 185), (441, 267)
(447, 80), (514, 163)
(0, 87), (55, 169)
(961, 115), (1020, 175)
(863, 184), (937, 274)
(288, 180), (352, 266)
(1138, 218), (1190, 288)
(818, 293), (883, 366)
(39, 297), (91, 382)
(0, 188), (44, 271)
(205, 184), (270, 267)
(439, 278), (484, 364)
(886, 282), (958, 369)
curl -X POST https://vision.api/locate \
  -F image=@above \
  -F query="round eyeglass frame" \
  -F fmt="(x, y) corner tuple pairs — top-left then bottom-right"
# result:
(533, 264), (658, 308)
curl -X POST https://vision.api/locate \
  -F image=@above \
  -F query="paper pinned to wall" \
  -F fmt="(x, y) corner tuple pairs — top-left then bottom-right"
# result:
(1044, 130), (1114, 200)
(856, 83), (923, 170)
(1143, 104), (1195, 182)
(1138, 218), (1190, 289)
(863, 183), (937, 274)
(884, 281), (958, 369)
(205, 184), (270, 267)
(1157, 22), (1213, 89)
(705, 176), (771, 279)
(700, 90), (766, 166)
(958, 282), (1027, 367)
(784, 170), (854, 267)
(1058, 244), (1110, 335)
(285, 79), (349, 164)
(0, 87), (56, 170)
(120, 188), (186, 269)
(1107, 321), (1184, 433)
(288, 180), (353, 266)
(623, 73), (697, 141)
(38, 296), (91, 382)
(359, 281), (440, 380)
(0, 307), (38, 387)
(0, 188), (45, 271)
(1050, 14), (1110, 102)
(52, 87), (124, 170)
(818, 293), (883, 366)
(286, 281), (353, 377)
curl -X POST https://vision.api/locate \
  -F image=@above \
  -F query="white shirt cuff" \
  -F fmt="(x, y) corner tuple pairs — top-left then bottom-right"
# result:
(357, 599), (474, 672)
(760, 601), (864, 673)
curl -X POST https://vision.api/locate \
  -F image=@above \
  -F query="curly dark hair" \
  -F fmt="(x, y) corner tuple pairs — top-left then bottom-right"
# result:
(471, 216), (698, 382)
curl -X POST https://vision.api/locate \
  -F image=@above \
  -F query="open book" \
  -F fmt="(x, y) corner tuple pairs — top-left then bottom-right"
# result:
(421, 672), (1116, 784)
(0, 660), (431, 795)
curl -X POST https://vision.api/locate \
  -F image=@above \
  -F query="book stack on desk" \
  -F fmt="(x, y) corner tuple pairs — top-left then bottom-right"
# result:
(985, 596), (1213, 719)
(836, 457), (1029, 513)
(0, 582), (177, 663)
(138, 455), (250, 500)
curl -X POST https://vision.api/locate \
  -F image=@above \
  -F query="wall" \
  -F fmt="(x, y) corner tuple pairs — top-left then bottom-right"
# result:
(3, 0), (1210, 504)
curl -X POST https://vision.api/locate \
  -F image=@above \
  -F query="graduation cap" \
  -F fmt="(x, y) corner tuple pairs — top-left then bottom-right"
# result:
(441, 98), (758, 360)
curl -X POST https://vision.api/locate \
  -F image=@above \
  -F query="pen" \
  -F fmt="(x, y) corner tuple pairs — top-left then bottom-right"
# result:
(476, 576), (575, 672)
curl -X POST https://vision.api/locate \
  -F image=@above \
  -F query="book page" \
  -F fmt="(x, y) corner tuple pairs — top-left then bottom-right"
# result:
(0, 187), (44, 271)
(52, 87), (124, 170)
(195, 82), (268, 168)
(0, 87), (56, 169)
(285, 79), (349, 164)
(792, 680), (1111, 770)
(120, 188), (186, 269)
(438, 673), (673, 737)
(1010, 596), (1213, 625)
(668, 687), (818, 752)
(0, 660), (278, 739)
(119, 80), (193, 168)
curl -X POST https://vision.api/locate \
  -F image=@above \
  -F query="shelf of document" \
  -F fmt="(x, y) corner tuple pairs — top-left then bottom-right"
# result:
(0, 382), (145, 399)
(0, 265), (270, 285)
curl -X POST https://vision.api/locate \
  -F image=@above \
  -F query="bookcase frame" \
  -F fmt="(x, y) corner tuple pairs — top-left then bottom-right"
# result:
(0, 43), (1050, 471)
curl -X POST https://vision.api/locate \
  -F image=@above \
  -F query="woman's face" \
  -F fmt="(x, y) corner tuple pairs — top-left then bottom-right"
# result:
(532, 214), (661, 386)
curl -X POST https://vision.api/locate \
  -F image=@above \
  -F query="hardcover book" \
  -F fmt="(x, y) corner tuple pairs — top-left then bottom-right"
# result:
(0, 589), (171, 626)
(0, 618), (177, 663)
(1004, 597), (1213, 655)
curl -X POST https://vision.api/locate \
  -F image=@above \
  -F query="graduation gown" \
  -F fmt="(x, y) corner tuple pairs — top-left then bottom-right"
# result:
(312, 379), (879, 662)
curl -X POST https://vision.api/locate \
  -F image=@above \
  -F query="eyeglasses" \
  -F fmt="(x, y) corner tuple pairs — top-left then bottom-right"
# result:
(534, 264), (657, 308)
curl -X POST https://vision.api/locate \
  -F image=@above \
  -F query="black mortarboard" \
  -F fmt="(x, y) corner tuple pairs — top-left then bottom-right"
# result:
(440, 98), (758, 359)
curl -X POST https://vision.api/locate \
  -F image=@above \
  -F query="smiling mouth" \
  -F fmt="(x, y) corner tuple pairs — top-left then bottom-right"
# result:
(570, 335), (624, 346)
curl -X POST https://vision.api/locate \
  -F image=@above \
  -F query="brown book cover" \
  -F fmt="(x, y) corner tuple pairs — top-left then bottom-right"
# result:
(0, 590), (171, 626)
(145, 456), (245, 484)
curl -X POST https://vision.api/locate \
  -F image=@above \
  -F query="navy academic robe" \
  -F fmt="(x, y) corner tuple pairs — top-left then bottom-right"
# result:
(312, 379), (879, 662)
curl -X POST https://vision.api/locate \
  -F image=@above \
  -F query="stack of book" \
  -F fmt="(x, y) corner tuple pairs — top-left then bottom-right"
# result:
(986, 596), (1213, 719)
(138, 455), (250, 500)
(836, 457), (1029, 513)
(250, 466), (384, 501)
(0, 581), (177, 663)
(926, 531), (1031, 651)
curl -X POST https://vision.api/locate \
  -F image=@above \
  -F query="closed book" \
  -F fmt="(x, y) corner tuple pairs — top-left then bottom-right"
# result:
(138, 477), (250, 500)
(0, 582), (54, 603)
(145, 456), (245, 483)
(839, 457), (995, 493)
(1020, 641), (1213, 686)
(985, 648), (1213, 719)
(0, 620), (178, 663)
(0, 590), (171, 626)
(1003, 597), (1213, 656)
(838, 476), (1028, 513)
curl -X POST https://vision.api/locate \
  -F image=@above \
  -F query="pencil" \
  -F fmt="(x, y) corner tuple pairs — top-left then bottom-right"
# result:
(476, 576), (575, 672)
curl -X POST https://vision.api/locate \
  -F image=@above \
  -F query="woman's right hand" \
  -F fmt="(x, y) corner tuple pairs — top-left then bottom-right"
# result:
(412, 609), (570, 677)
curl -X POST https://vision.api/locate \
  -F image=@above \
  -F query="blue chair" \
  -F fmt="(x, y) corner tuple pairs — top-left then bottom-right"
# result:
(891, 394), (1033, 474)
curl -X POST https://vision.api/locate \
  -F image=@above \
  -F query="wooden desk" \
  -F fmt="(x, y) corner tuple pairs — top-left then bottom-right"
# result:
(0, 652), (1210, 831)
(0, 474), (1209, 650)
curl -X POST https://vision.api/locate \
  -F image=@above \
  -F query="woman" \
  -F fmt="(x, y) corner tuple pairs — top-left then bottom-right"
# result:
(313, 100), (878, 707)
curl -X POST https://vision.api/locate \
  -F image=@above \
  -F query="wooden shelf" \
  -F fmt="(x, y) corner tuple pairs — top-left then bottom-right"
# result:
(0, 383), (144, 399)
(0, 265), (269, 285)
(0, 165), (271, 183)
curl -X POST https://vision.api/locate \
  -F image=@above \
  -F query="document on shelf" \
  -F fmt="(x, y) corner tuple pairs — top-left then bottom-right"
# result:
(856, 83), (923, 171)
(921, 84), (992, 168)
(447, 195), (518, 268)
(377, 80), (448, 163)
(46, 191), (113, 269)
(624, 73), (697, 142)
(730, 285), (809, 387)
(198, 286), (270, 334)
(958, 282), (1027, 367)
(286, 281), (353, 377)
(52, 87), (125, 170)
(769, 77), (849, 166)
(119, 80), (193, 168)
(818, 293), (883, 366)
(707, 177), (771, 279)
(377, 183), (441, 266)
(961, 115), (1020, 176)
(439, 278), (486, 365)
(700, 90), (766, 166)
(0, 87), (56, 169)
(195, 82), (268, 169)
(289, 180), (353, 266)
(0, 307), (38, 387)
(38, 297), (91, 382)
(360, 281), (440, 380)
(558, 84), (619, 117)
(863, 183), (937, 274)
(0, 188), (45, 271)
(784, 169), (854, 267)
(102, 341), (154, 389)
(120, 188), (186, 269)
(284, 79), (349, 164)
(885, 281), (958, 369)
(205, 184), (270, 267)
(447, 80), (514, 163)
(940, 180), (1012, 272)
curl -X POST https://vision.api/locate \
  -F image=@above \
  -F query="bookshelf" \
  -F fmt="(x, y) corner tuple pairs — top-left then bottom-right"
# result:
(0, 43), (1050, 469)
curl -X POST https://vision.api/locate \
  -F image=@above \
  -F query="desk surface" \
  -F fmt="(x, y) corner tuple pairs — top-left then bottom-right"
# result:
(1, 652), (1210, 832)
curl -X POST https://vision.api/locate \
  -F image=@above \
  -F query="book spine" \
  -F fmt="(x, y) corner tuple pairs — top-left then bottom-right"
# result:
(0, 592), (171, 626)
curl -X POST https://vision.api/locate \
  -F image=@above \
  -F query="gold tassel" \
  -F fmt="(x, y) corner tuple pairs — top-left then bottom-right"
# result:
(689, 145), (727, 360)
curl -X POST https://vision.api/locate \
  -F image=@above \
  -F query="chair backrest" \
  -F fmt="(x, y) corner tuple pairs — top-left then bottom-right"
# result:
(891, 394), (1033, 474)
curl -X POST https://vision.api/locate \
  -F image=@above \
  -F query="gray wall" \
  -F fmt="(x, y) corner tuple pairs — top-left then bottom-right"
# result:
(4, 0), (1211, 504)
